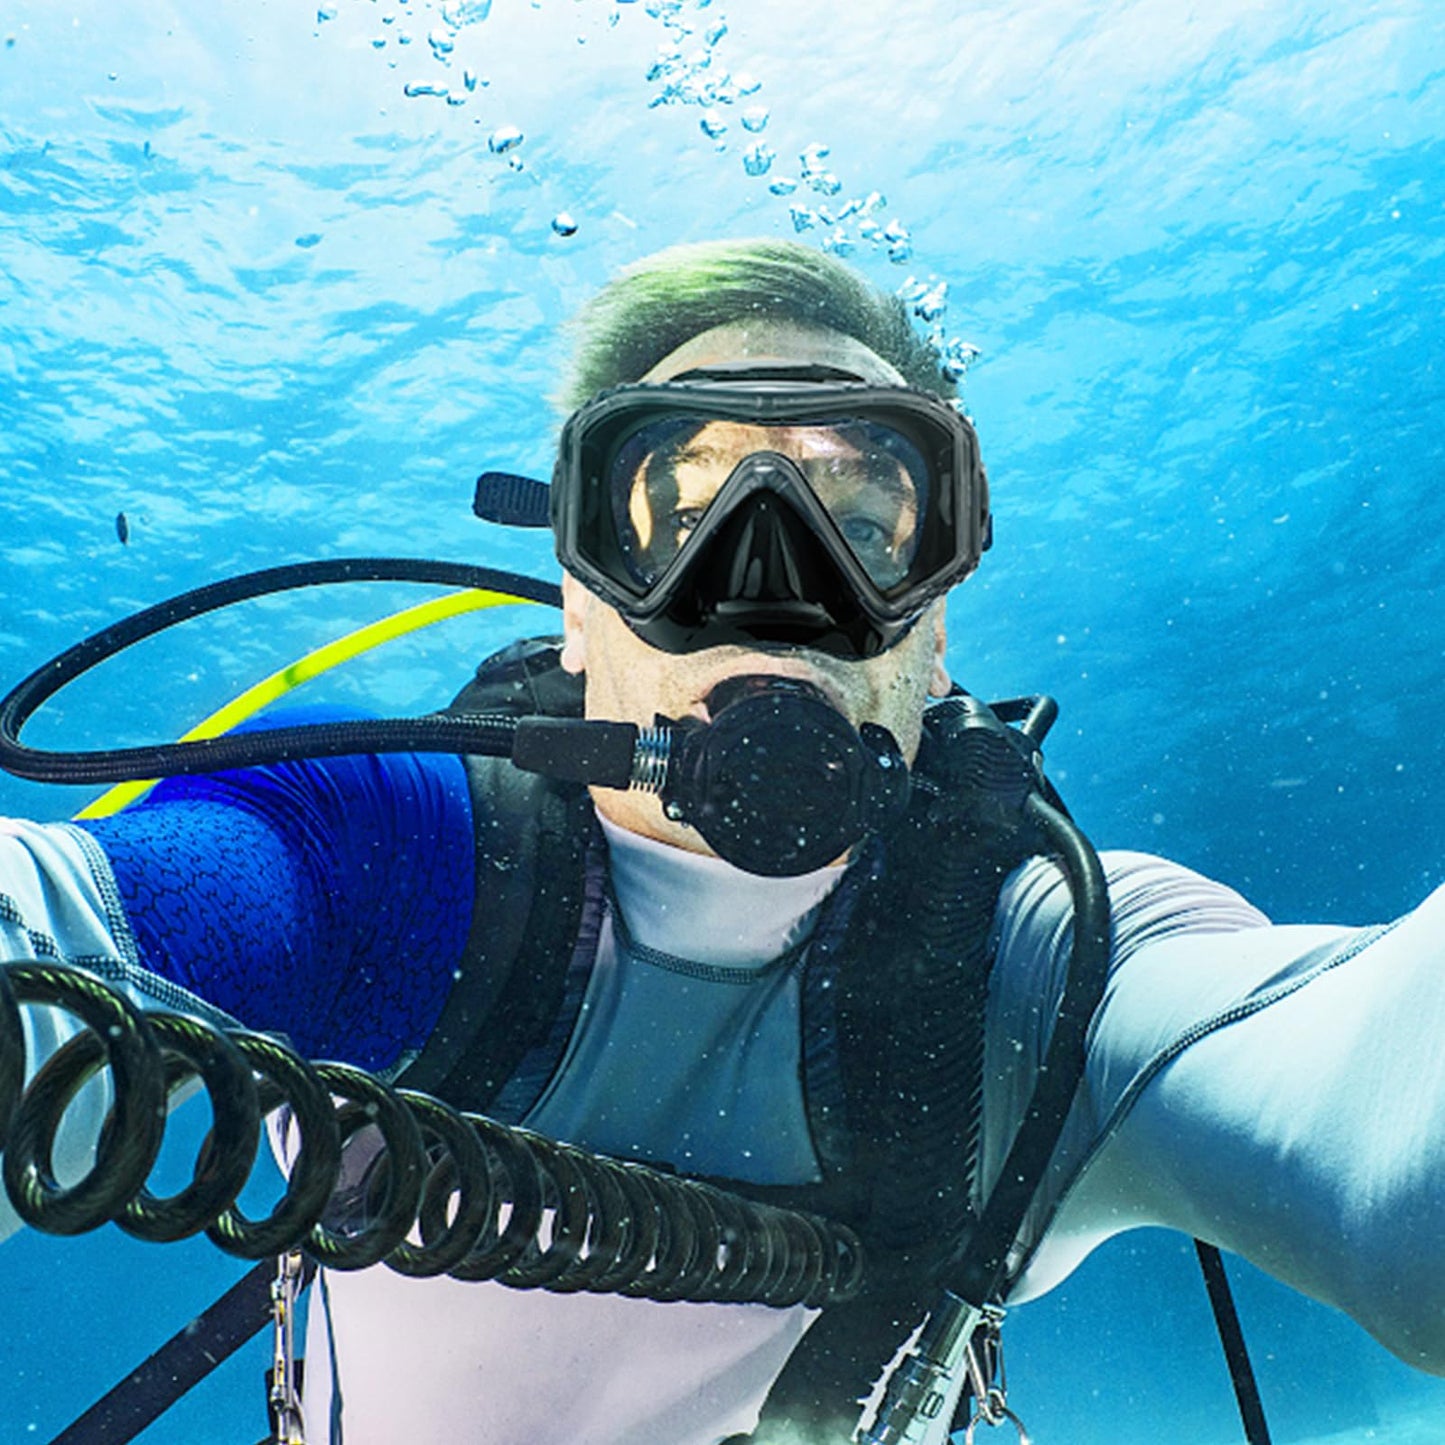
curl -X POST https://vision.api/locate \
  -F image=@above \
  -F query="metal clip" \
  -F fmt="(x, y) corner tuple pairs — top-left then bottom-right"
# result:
(960, 1307), (1030, 1445)
(270, 1250), (307, 1445)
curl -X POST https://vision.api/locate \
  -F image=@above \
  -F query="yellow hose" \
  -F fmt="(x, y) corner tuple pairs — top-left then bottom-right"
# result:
(74, 587), (541, 820)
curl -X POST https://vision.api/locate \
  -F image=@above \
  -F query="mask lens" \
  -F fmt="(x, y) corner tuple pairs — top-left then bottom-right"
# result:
(606, 414), (931, 593)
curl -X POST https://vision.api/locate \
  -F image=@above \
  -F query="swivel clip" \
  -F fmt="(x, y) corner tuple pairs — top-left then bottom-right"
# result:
(269, 1249), (308, 1445)
(961, 1306), (1030, 1445)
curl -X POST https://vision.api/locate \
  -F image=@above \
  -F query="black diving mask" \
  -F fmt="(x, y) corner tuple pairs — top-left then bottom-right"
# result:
(546, 365), (992, 660)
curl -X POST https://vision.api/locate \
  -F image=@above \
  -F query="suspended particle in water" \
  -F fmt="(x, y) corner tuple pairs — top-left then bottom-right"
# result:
(699, 110), (727, 140)
(115, 511), (130, 546)
(488, 124), (524, 153)
(740, 105), (769, 133)
(742, 142), (774, 177)
(295, 232), (323, 248)
(551, 211), (579, 237)
(404, 81), (450, 98)
(789, 204), (819, 233)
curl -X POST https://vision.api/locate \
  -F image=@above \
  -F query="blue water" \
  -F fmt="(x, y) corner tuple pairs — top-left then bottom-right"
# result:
(2, 0), (1443, 1439)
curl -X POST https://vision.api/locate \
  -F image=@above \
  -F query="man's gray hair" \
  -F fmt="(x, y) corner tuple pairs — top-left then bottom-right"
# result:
(559, 238), (954, 411)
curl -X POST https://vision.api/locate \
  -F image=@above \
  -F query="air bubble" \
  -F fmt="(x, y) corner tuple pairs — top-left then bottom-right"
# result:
(404, 81), (449, 97)
(507, 155), (525, 171)
(734, 71), (761, 94)
(742, 142), (774, 177)
(442, 0), (493, 23)
(799, 142), (830, 173)
(768, 177), (798, 196)
(428, 25), (457, 56)
(489, 124), (524, 153)
(789, 204), (819, 232)
(821, 229), (854, 257)
(938, 337), (981, 381)
(699, 110), (727, 140)
(552, 212), (579, 236)
(740, 105), (769, 133)
(463, 67), (479, 90)
(883, 221), (912, 262)
(807, 171), (842, 196)
(705, 21), (728, 44)
(317, 4), (338, 21)
(912, 282), (948, 323)
(372, 37), (387, 48)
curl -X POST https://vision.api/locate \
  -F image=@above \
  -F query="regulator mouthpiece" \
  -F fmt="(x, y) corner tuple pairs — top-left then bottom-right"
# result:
(658, 675), (910, 876)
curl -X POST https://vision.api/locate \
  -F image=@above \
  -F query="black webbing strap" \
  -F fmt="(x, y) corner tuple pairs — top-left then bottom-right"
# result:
(1195, 1240), (1273, 1445)
(47, 1256), (314, 1445)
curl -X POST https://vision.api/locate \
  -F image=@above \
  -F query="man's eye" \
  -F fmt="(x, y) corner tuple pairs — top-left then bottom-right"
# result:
(838, 515), (894, 552)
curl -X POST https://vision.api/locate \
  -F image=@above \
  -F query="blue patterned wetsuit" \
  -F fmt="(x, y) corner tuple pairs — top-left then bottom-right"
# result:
(84, 708), (473, 1071)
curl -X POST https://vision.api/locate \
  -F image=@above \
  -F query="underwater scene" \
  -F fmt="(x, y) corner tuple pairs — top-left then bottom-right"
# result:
(1, 0), (1444, 1440)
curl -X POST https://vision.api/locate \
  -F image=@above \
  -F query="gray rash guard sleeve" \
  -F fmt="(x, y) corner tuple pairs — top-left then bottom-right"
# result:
(983, 849), (1445, 1373)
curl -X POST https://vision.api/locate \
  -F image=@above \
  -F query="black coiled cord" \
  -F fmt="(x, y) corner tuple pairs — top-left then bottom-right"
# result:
(0, 961), (863, 1309)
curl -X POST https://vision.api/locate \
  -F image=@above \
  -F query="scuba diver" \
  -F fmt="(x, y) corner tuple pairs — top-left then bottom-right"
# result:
(2, 237), (1445, 1445)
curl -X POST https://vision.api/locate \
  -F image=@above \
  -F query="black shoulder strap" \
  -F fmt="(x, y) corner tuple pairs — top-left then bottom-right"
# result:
(398, 638), (593, 1112)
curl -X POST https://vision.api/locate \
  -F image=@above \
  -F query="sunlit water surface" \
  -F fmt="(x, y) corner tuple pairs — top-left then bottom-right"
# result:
(1, 1), (1443, 1440)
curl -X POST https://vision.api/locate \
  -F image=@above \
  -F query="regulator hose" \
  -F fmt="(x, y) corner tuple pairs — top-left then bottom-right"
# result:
(0, 961), (863, 1309)
(0, 559), (562, 787)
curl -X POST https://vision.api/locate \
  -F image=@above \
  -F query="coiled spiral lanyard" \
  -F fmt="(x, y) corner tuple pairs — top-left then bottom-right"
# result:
(0, 963), (865, 1445)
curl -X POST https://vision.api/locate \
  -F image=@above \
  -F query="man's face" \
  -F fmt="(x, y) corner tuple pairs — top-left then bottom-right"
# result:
(559, 319), (954, 854)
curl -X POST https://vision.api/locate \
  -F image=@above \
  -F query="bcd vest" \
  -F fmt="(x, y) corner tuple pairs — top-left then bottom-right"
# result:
(400, 636), (1060, 1439)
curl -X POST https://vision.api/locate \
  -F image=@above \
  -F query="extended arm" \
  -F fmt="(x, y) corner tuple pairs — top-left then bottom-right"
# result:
(983, 852), (1445, 1372)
